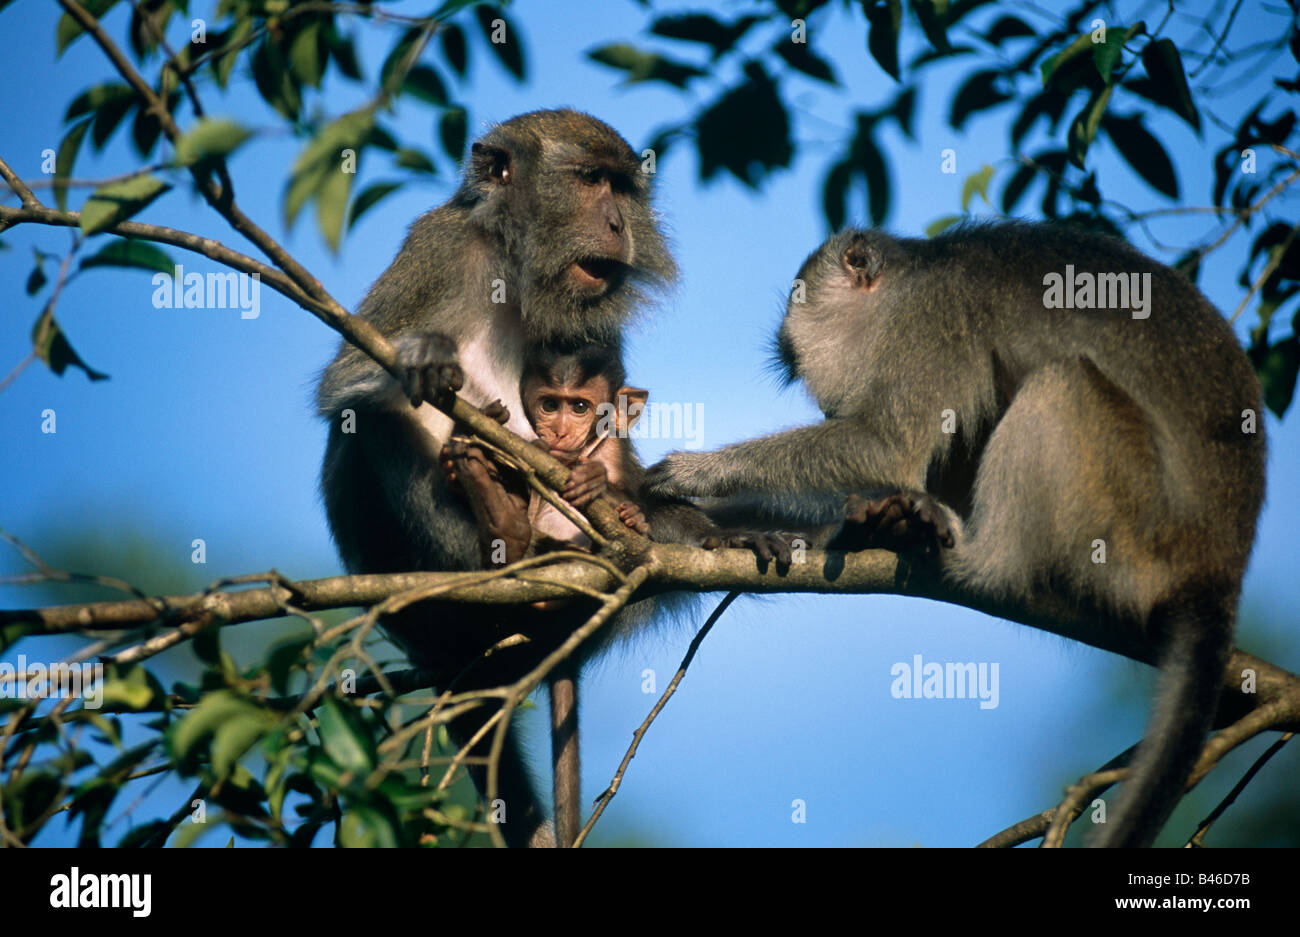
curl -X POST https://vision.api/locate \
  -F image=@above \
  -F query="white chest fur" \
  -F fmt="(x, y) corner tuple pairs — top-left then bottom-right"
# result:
(411, 313), (537, 450)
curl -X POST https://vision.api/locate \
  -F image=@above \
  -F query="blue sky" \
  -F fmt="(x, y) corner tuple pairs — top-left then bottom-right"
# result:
(2, 0), (1297, 847)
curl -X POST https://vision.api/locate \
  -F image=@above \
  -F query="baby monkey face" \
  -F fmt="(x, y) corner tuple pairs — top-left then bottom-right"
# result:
(522, 374), (613, 453)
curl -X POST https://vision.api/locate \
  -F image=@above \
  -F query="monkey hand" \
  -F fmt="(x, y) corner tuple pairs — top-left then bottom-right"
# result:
(642, 451), (726, 498)
(482, 399), (510, 424)
(561, 457), (608, 508)
(828, 490), (958, 555)
(395, 332), (464, 408)
(617, 502), (650, 534)
(701, 530), (794, 567)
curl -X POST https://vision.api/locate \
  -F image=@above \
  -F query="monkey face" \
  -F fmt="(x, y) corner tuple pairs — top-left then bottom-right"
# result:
(460, 110), (676, 341)
(775, 229), (891, 414)
(523, 374), (612, 454)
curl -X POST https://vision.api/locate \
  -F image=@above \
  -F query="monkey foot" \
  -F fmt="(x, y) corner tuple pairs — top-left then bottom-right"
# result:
(702, 530), (795, 567)
(442, 439), (531, 562)
(828, 490), (956, 555)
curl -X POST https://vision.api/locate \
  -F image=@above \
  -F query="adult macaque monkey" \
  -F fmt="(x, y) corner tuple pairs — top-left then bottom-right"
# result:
(442, 340), (651, 849)
(645, 221), (1266, 848)
(317, 110), (784, 847)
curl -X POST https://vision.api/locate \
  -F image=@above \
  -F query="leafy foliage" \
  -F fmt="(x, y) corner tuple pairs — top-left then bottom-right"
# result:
(5, 0), (1300, 849)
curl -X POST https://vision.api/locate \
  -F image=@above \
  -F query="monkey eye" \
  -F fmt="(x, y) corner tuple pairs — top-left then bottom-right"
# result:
(489, 154), (512, 185)
(572, 401), (590, 415)
(575, 167), (603, 186)
(539, 397), (559, 413)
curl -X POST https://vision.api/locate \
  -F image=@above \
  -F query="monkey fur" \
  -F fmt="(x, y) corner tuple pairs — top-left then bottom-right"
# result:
(442, 340), (652, 849)
(646, 220), (1266, 848)
(317, 110), (783, 847)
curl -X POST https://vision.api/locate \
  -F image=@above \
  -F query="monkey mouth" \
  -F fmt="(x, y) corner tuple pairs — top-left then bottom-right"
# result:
(570, 257), (625, 290)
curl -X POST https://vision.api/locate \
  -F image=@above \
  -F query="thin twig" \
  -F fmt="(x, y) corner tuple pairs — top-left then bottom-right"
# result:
(573, 590), (740, 847)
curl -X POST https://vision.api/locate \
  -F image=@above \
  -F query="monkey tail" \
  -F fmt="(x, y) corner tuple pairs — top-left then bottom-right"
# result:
(1091, 581), (1235, 847)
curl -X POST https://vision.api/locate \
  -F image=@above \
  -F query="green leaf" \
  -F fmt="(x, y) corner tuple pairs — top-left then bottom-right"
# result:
(394, 148), (436, 174)
(251, 37), (301, 122)
(211, 709), (273, 779)
(339, 806), (398, 848)
(1104, 113), (1178, 199)
(316, 160), (355, 253)
(97, 664), (159, 711)
(284, 109), (374, 241)
(326, 23), (363, 81)
(55, 119), (92, 213)
(439, 23), (467, 76)
(166, 690), (260, 765)
(854, 129), (891, 224)
(822, 161), (850, 230)
(864, 0), (902, 81)
(960, 164), (994, 211)
(118, 820), (172, 848)
(79, 175), (171, 235)
(1001, 163), (1036, 213)
(912, 0), (952, 54)
(379, 27), (423, 94)
(213, 18), (254, 90)
(90, 90), (137, 152)
(316, 696), (375, 775)
(66, 82), (136, 123)
(1067, 84), (1113, 168)
(440, 107), (467, 162)
(31, 305), (109, 382)
(402, 65), (448, 106)
(80, 238), (176, 275)
(984, 15), (1035, 45)
(288, 20), (325, 89)
(1256, 336), (1299, 417)
(696, 63), (792, 187)
(650, 13), (760, 58)
(950, 70), (1011, 130)
(773, 38), (837, 85)
(1139, 38), (1200, 132)
(432, 0), (481, 18)
(25, 251), (48, 296)
(56, 0), (119, 56)
(264, 631), (313, 695)
(366, 124), (399, 152)
(586, 44), (704, 88)
(475, 6), (525, 80)
(925, 215), (965, 237)
(1091, 23), (1144, 84)
(1040, 32), (1093, 87)
(173, 118), (253, 167)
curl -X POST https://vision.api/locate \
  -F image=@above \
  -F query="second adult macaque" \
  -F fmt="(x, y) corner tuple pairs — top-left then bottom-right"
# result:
(645, 220), (1266, 848)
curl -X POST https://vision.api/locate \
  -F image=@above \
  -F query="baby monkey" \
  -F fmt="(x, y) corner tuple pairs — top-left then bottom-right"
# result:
(442, 340), (650, 565)
(441, 340), (650, 849)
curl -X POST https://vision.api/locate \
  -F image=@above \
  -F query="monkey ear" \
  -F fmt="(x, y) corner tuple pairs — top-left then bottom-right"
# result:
(616, 387), (648, 434)
(470, 143), (513, 186)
